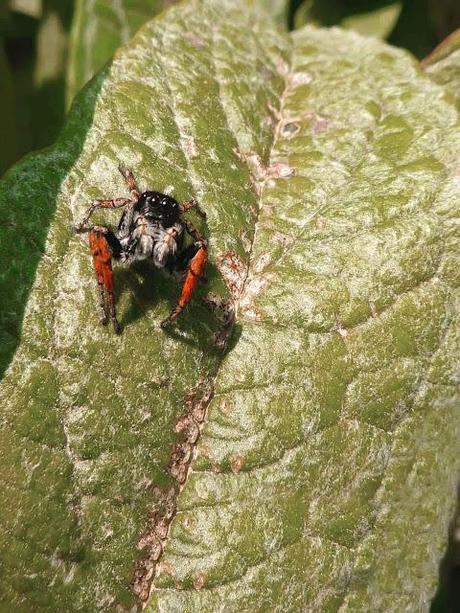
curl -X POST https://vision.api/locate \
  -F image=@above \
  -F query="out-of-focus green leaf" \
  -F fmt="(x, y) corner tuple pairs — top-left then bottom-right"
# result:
(31, 1), (70, 147)
(0, 41), (17, 176)
(292, 0), (440, 59)
(10, 0), (42, 19)
(430, 0), (460, 41)
(293, 0), (402, 39)
(66, 0), (171, 105)
(423, 28), (460, 110)
(0, 0), (459, 611)
(293, 0), (402, 38)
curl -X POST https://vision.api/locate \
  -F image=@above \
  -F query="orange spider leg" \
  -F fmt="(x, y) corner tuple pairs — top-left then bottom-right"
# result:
(161, 244), (208, 328)
(88, 229), (121, 333)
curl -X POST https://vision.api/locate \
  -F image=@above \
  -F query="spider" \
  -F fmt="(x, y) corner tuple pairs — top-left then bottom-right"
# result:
(73, 166), (208, 333)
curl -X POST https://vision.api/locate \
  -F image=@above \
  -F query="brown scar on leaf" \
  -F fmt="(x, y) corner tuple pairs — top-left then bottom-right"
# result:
(273, 231), (294, 247)
(131, 379), (214, 605)
(335, 322), (348, 338)
(230, 455), (244, 473)
(315, 216), (327, 229)
(193, 573), (206, 591)
(266, 161), (296, 179)
(183, 516), (194, 530)
(216, 251), (247, 300)
(182, 134), (198, 158)
(282, 121), (300, 137)
(219, 398), (232, 413)
(157, 560), (174, 576)
(201, 292), (235, 351)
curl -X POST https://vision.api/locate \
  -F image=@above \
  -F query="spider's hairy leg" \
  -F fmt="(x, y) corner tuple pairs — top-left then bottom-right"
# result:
(88, 228), (122, 333)
(161, 243), (208, 328)
(118, 164), (140, 201)
(74, 197), (131, 231)
(97, 281), (109, 326)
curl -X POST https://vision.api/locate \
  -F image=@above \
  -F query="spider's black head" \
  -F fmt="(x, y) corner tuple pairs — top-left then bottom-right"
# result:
(139, 191), (180, 226)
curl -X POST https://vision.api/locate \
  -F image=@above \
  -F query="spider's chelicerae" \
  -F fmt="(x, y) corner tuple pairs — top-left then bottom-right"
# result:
(74, 166), (208, 333)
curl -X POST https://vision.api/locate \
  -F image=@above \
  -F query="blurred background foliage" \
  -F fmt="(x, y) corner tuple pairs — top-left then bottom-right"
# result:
(0, 0), (460, 177)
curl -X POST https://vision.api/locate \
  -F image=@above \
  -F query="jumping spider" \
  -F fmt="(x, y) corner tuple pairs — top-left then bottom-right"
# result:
(74, 166), (208, 333)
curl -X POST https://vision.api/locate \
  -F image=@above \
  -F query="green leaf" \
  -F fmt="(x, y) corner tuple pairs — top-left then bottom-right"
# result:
(292, 0), (439, 59)
(0, 0), (459, 610)
(32, 1), (71, 148)
(423, 28), (460, 110)
(66, 0), (170, 105)
(293, 0), (403, 39)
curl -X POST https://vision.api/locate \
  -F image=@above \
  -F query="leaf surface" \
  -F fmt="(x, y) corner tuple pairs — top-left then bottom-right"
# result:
(0, 1), (459, 611)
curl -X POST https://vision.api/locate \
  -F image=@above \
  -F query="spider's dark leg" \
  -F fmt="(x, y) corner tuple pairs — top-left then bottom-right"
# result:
(75, 198), (131, 231)
(88, 228), (122, 333)
(161, 242), (208, 328)
(97, 280), (109, 325)
(118, 165), (140, 201)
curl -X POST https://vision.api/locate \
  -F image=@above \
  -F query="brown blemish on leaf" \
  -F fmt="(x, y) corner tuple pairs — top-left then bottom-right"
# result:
(132, 379), (215, 603)
(158, 560), (174, 576)
(230, 455), (244, 473)
(315, 216), (327, 229)
(336, 323), (348, 338)
(183, 516), (194, 530)
(219, 398), (232, 413)
(282, 121), (300, 137)
(201, 293), (235, 351)
(182, 134), (199, 158)
(273, 231), (294, 247)
(267, 161), (296, 178)
(193, 573), (206, 590)
(217, 251), (247, 300)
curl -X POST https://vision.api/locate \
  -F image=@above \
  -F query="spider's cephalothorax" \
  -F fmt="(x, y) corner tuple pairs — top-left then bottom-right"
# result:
(74, 167), (208, 333)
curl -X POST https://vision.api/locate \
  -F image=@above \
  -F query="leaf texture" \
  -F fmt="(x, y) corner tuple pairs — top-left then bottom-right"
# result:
(0, 1), (459, 611)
